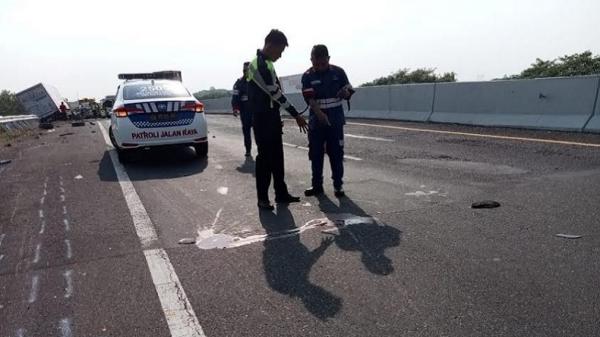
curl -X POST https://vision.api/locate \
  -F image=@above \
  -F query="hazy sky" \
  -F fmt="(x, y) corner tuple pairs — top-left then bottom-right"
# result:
(0, 0), (598, 100)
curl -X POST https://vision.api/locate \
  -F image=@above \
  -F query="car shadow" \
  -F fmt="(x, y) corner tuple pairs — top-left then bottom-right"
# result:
(97, 146), (208, 182)
(316, 194), (402, 276)
(261, 205), (342, 321)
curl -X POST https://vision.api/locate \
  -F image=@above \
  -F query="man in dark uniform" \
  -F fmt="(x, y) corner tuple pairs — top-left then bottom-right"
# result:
(232, 62), (252, 157)
(246, 29), (308, 210)
(301, 45), (354, 198)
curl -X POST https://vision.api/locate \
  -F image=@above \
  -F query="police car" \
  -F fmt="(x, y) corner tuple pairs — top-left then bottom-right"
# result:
(108, 71), (208, 161)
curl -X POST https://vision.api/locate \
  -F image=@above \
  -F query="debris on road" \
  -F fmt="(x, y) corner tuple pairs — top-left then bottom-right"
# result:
(555, 234), (582, 239)
(0, 159), (11, 165)
(91, 130), (96, 133)
(59, 132), (75, 137)
(89, 121), (96, 126)
(71, 121), (85, 127)
(178, 238), (196, 245)
(74, 174), (83, 179)
(39, 122), (54, 130)
(471, 200), (501, 209)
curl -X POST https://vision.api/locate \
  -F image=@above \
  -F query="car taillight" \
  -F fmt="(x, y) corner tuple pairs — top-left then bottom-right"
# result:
(182, 102), (204, 113)
(113, 105), (143, 117)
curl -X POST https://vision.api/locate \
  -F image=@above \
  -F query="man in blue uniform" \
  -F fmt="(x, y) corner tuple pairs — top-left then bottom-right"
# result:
(232, 62), (252, 157)
(302, 45), (354, 198)
(246, 29), (308, 210)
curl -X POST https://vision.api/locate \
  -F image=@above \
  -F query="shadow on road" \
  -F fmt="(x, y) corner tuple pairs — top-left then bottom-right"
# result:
(317, 194), (402, 276)
(260, 205), (342, 321)
(97, 147), (208, 182)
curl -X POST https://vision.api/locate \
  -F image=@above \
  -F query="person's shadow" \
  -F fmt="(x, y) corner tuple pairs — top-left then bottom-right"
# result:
(235, 156), (255, 176)
(260, 205), (342, 320)
(317, 194), (401, 276)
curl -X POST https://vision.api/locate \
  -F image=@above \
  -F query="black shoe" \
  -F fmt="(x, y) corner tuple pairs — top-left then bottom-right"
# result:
(275, 194), (301, 204)
(334, 188), (345, 198)
(304, 186), (324, 197)
(257, 200), (275, 210)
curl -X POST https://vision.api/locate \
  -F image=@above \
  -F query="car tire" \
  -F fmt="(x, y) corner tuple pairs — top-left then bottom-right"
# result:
(194, 143), (208, 158)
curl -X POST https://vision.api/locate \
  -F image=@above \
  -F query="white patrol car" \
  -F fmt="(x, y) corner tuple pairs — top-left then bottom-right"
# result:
(108, 70), (208, 161)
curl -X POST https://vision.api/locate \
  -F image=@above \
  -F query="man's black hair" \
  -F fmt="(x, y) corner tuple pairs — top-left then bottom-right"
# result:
(243, 61), (250, 66)
(265, 29), (288, 47)
(311, 44), (329, 59)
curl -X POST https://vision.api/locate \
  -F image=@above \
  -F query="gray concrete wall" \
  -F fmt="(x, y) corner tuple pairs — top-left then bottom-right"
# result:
(199, 75), (600, 133)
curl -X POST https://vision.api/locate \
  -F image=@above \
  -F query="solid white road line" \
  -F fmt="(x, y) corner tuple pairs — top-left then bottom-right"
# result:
(345, 133), (393, 142)
(63, 270), (73, 298)
(65, 239), (72, 260)
(28, 275), (39, 303)
(33, 243), (41, 264)
(347, 121), (600, 148)
(98, 122), (206, 337)
(282, 142), (363, 161)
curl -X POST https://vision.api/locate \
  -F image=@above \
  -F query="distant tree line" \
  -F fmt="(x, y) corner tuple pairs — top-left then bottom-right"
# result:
(501, 51), (600, 80)
(0, 90), (25, 116)
(193, 87), (231, 100)
(360, 68), (456, 87)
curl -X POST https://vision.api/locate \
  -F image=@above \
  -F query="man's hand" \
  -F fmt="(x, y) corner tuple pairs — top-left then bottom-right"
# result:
(316, 111), (330, 126)
(336, 88), (351, 99)
(232, 109), (239, 117)
(295, 116), (308, 133)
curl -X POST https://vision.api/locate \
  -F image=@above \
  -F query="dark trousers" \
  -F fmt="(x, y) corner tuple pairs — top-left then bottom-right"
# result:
(308, 122), (344, 190)
(240, 111), (252, 152)
(254, 124), (289, 201)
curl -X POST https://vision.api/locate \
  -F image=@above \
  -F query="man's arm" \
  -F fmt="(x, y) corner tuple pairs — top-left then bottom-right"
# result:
(231, 80), (241, 116)
(302, 76), (330, 126)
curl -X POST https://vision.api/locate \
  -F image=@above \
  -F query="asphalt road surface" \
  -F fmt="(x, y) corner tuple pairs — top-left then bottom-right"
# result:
(1, 115), (599, 337)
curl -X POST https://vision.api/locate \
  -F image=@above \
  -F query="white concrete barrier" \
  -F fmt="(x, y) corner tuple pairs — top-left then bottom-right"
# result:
(582, 77), (600, 133)
(430, 76), (600, 131)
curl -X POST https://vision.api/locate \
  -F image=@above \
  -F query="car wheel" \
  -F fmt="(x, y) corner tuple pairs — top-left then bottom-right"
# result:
(108, 126), (118, 148)
(194, 143), (208, 158)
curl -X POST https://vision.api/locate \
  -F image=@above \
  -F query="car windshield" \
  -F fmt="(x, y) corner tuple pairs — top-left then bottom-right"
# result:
(123, 82), (190, 100)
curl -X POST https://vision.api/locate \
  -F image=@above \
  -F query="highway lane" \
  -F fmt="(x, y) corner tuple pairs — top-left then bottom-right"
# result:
(1, 116), (599, 336)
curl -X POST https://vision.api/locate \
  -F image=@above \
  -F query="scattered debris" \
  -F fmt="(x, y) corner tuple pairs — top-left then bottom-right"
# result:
(0, 159), (11, 165)
(471, 200), (501, 209)
(178, 238), (196, 245)
(71, 121), (85, 127)
(555, 234), (582, 239)
(59, 132), (75, 137)
(39, 122), (54, 130)
(74, 175), (83, 179)
(5, 143), (11, 147)
(89, 121), (96, 126)
(212, 135), (216, 138)
(91, 130), (96, 133)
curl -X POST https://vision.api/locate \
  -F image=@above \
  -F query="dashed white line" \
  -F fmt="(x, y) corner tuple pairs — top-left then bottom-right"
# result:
(63, 219), (70, 232)
(39, 220), (46, 234)
(0, 233), (5, 248)
(16, 328), (25, 337)
(63, 270), (73, 298)
(40, 196), (45, 205)
(60, 187), (65, 193)
(28, 275), (39, 303)
(282, 142), (362, 161)
(64, 240), (72, 259)
(63, 205), (68, 215)
(39, 210), (44, 219)
(60, 195), (65, 202)
(33, 243), (41, 264)
(98, 121), (206, 337)
(59, 318), (72, 337)
(345, 133), (393, 142)
(0, 254), (4, 264)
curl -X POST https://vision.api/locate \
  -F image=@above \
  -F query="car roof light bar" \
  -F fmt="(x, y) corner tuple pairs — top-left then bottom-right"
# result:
(118, 70), (182, 81)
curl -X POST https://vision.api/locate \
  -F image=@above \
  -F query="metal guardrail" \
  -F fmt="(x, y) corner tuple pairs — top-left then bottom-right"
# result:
(0, 115), (40, 132)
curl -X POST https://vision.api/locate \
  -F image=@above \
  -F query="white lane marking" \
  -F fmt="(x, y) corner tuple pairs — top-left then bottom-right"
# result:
(33, 243), (41, 264)
(39, 220), (46, 234)
(65, 240), (72, 259)
(64, 219), (70, 232)
(16, 328), (25, 337)
(40, 196), (45, 205)
(60, 187), (65, 193)
(98, 122), (206, 337)
(345, 133), (393, 142)
(59, 318), (72, 337)
(43, 189), (47, 196)
(347, 121), (600, 148)
(0, 233), (5, 248)
(28, 275), (39, 303)
(144, 249), (206, 337)
(217, 187), (229, 195)
(0, 254), (4, 264)
(63, 270), (73, 298)
(282, 142), (363, 161)
(60, 195), (65, 202)
(98, 122), (158, 247)
(63, 206), (68, 215)
(39, 210), (44, 219)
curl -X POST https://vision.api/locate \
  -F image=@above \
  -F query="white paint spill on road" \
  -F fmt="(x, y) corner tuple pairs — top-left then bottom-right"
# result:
(65, 239), (72, 259)
(74, 175), (83, 180)
(196, 214), (381, 250)
(217, 187), (229, 195)
(345, 133), (393, 142)
(59, 318), (72, 337)
(39, 220), (46, 234)
(63, 205), (67, 215)
(282, 142), (362, 161)
(33, 243), (41, 264)
(63, 270), (73, 298)
(39, 210), (44, 219)
(28, 275), (39, 303)
(98, 121), (205, 337)
(63, 219), (70, 232)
